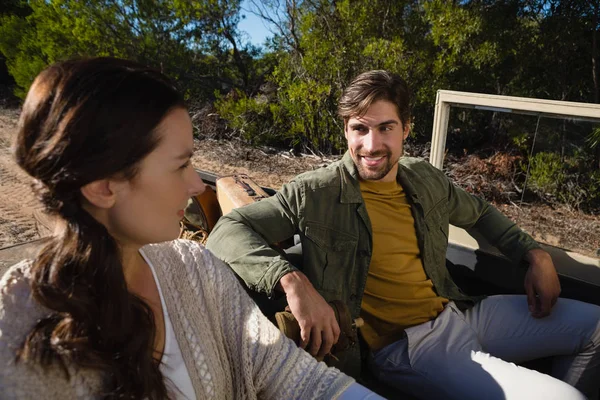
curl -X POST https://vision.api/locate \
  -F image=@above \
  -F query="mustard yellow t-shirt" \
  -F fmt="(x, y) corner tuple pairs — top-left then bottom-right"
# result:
(359, 179), (448, 351)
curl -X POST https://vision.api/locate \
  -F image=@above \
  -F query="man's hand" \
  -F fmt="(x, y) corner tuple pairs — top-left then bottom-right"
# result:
(523, 249), (561, 318)
(279, 271), (340, 357)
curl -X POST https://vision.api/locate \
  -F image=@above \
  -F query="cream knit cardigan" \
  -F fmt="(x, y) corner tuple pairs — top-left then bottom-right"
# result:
(0, 239), (354, 399)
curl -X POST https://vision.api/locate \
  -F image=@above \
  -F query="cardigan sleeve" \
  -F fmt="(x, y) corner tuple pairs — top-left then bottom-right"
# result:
(204, 248), (355, 399)
(0, 262), (101, 399)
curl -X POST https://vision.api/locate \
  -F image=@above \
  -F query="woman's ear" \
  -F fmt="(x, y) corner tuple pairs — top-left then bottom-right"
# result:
(80, 179), (116, 209)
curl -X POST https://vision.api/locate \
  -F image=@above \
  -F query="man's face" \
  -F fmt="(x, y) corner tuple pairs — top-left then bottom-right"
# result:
(344, 100), (410, 182)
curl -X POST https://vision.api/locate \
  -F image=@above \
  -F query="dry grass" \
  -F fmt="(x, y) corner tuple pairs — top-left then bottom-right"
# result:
(447, 151), (600, 258)
(191, 138), (340, 190)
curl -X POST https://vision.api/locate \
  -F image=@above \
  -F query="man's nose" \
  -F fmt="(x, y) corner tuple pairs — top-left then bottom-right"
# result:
(363, 131), (381, 152)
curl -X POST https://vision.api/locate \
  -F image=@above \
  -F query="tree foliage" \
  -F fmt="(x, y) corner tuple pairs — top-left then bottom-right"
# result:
(0, 0), (260, 99)
(1, 0), (599, 164)
(213, 1), (598, 155)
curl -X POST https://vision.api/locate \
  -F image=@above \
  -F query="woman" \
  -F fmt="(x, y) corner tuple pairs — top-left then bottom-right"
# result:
(0, 58), (380, 399)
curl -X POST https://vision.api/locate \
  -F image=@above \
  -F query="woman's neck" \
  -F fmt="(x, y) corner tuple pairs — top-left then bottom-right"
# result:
(119, 243), (166, 360)
(121, 244), (149, 292)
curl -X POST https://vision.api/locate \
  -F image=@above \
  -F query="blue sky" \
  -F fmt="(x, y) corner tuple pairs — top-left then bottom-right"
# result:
(238, 0), (274, 46)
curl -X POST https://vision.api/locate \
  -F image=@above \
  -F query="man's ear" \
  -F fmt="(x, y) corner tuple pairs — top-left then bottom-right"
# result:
(403, 121), (411, 140)
(80, 179), (117, 209)
(344, 121), (349, 141)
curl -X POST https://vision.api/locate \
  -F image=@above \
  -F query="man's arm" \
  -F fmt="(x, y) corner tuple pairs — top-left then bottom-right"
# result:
(442, 171), (560, 316)
(206, 182), (303, 296)
(443, 176), (541, 265)
(206, 180), (340, 355)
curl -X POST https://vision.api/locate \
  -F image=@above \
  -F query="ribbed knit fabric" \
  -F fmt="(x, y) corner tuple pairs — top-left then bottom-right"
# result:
(0, 239), (354, 399)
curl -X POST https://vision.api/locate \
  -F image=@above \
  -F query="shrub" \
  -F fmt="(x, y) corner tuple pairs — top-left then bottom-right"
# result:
(215, 90), (292, 147)
(525, 152), (564, 198)
(521, 151), (600, 212)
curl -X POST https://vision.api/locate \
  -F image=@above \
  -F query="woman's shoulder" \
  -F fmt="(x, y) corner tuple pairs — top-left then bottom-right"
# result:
(0, 260), (49, 353)
(0, 262), (65, 398)
(141, 239), (236, 299)
(0, 260), (47, 330)
(1, 260), (31, 292)
(142, 239), (220, 271)
(0, 263), (117, 399)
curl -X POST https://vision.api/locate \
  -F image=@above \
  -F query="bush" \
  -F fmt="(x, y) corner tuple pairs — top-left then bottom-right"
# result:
(188, 102), (229, 141)
(586, 171), (600, 210)
(522, 152), (600, 212)
(525, 152), (564, 197)
(561, 169), (600, 213)
(215, 90), (292, 147)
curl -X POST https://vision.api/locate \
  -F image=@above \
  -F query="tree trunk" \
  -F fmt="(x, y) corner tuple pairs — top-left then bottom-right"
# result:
(223, 29), (249, 91)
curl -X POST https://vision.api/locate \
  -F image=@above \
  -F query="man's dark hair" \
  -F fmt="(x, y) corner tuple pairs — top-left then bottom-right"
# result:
(338, 70), (411, 127)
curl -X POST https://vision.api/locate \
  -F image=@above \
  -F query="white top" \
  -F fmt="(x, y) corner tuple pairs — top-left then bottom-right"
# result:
(143, 252), (196, 400)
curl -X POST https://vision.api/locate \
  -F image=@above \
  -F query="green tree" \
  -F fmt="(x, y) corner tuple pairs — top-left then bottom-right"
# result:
(218, 0), (434, 152)
(0, 0), (257, 99)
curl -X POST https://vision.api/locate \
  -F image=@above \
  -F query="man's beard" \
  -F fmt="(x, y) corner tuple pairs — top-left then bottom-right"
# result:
(354, 148), (399, 181)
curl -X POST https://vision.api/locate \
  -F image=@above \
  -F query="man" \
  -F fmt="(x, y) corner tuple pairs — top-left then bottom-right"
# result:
(206, 70), (600, 399)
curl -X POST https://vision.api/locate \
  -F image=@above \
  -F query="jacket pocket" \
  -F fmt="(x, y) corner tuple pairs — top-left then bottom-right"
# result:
(305, 221), (358, 295)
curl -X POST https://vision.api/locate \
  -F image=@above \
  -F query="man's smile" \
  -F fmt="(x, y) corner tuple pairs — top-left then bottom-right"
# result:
(358, 153), (388, 168)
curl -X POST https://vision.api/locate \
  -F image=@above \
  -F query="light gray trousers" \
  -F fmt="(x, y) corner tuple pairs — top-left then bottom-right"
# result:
(368, 295), (600, 400)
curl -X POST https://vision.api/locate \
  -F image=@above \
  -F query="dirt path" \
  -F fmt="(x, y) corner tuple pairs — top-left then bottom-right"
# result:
(0, 109), (43, 248)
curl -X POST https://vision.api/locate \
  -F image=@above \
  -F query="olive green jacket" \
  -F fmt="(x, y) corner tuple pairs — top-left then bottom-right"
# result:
(206, 152), (540, 377)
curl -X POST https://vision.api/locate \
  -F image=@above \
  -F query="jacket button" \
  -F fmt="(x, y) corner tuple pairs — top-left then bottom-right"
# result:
(350, 293), (356, 300)
(358, 250), (368, 258)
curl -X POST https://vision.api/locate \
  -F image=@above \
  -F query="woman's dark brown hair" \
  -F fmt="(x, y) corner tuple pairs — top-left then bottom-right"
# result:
(14, 57), (185, 399)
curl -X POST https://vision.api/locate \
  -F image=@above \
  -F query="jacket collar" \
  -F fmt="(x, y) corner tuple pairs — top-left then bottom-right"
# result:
(339, 151), (420, 204)
(339, 151), (363, 204)
(397, 162), (421, 205)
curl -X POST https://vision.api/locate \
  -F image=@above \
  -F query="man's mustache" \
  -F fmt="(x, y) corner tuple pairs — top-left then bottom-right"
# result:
(356, 150), (390, 158)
